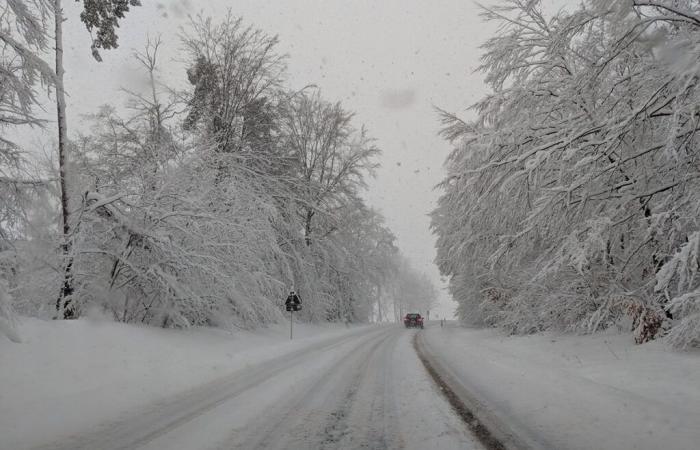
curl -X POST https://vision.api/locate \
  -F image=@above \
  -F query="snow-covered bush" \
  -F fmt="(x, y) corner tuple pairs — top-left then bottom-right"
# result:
(656, 232), (700, 348)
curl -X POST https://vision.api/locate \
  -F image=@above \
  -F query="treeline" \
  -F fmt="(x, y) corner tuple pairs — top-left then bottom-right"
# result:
(432, 0), (700, 348)
(0, 2), (436, 335)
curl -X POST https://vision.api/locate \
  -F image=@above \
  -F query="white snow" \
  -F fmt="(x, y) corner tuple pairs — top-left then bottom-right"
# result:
(0, 317), (372, 450)
(423, 323), (700, 450)
(106, 328), (482, 450)
(390, 330), (482, 449)
(6, 316), (698, 450)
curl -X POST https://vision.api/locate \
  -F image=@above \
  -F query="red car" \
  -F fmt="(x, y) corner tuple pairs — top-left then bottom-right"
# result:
(403, 313), (424, 329)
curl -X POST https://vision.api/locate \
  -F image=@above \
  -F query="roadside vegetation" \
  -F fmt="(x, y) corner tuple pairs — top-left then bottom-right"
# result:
(0, 2), (436, 337)
(432, 0), (700, 348)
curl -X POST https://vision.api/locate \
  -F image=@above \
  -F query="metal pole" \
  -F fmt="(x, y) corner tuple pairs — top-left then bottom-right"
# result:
(290, 310), (293, 340)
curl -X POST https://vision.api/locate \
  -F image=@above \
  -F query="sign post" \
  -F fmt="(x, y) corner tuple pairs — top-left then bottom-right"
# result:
(285, 295), (301, 340)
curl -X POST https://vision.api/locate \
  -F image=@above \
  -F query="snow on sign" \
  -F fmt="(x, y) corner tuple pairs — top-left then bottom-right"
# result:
(285, 291), (302, 340)
(285, 291), (302, 312)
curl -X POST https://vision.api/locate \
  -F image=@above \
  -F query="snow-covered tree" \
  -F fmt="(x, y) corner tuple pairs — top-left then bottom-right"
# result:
(181, 13), (286, 156)
(0, 0), (54, 134)
(433, 0), (700, 347)
(0, 279), (21, 342)
(0, 0), (54, 189)
(2, 11), (416, 332)
(387, 256), (437, 322)
(0, 0), (56, 326)
(78, 0), (142, 61)
(279, 89), (380, 246)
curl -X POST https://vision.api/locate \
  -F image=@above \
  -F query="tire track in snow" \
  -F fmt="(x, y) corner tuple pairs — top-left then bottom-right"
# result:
(229, 328), (397, 449)
(34, 327), (386, 450)
(231, 327), (403, 450)
(318, 334), (390, 449)
(414, 331), (512, 450)
(320, 330), (402, 450)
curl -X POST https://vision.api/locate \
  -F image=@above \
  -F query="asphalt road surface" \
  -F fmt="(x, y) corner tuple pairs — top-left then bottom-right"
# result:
(37, 326), (484, 450)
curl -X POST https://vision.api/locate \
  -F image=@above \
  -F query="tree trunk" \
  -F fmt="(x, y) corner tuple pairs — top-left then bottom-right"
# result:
(54, 0), (74, 319)
(304, 208), (314, 246)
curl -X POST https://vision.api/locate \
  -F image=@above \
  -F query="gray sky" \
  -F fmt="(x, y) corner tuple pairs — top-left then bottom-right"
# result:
(57, 0), (495, 318)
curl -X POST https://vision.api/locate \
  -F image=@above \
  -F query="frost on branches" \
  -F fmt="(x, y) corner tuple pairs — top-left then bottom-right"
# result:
(432, 0), (700, 348)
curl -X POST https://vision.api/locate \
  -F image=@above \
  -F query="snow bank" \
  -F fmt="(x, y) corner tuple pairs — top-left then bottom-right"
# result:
(0, 317), (369, 450)
(424, 324), (700, 450)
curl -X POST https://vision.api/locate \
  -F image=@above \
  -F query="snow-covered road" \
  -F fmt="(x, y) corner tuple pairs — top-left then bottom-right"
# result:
(30, 326), (482, 450)
(6, 319), (698, 450)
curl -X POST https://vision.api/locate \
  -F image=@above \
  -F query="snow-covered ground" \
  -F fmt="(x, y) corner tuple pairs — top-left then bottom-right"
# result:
(6, 316), (698, 450)
(0, 317), (375, 450)
(1, 318), (481, 450)
(423, 323), (700, 450)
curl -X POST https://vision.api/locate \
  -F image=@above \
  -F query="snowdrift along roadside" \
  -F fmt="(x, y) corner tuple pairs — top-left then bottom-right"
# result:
(423, 324), (700, 450)
(0, 317), (373, 450)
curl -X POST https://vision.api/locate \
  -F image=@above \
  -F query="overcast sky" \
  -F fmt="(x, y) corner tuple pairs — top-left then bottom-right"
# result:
(54, 0), (497, 318)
